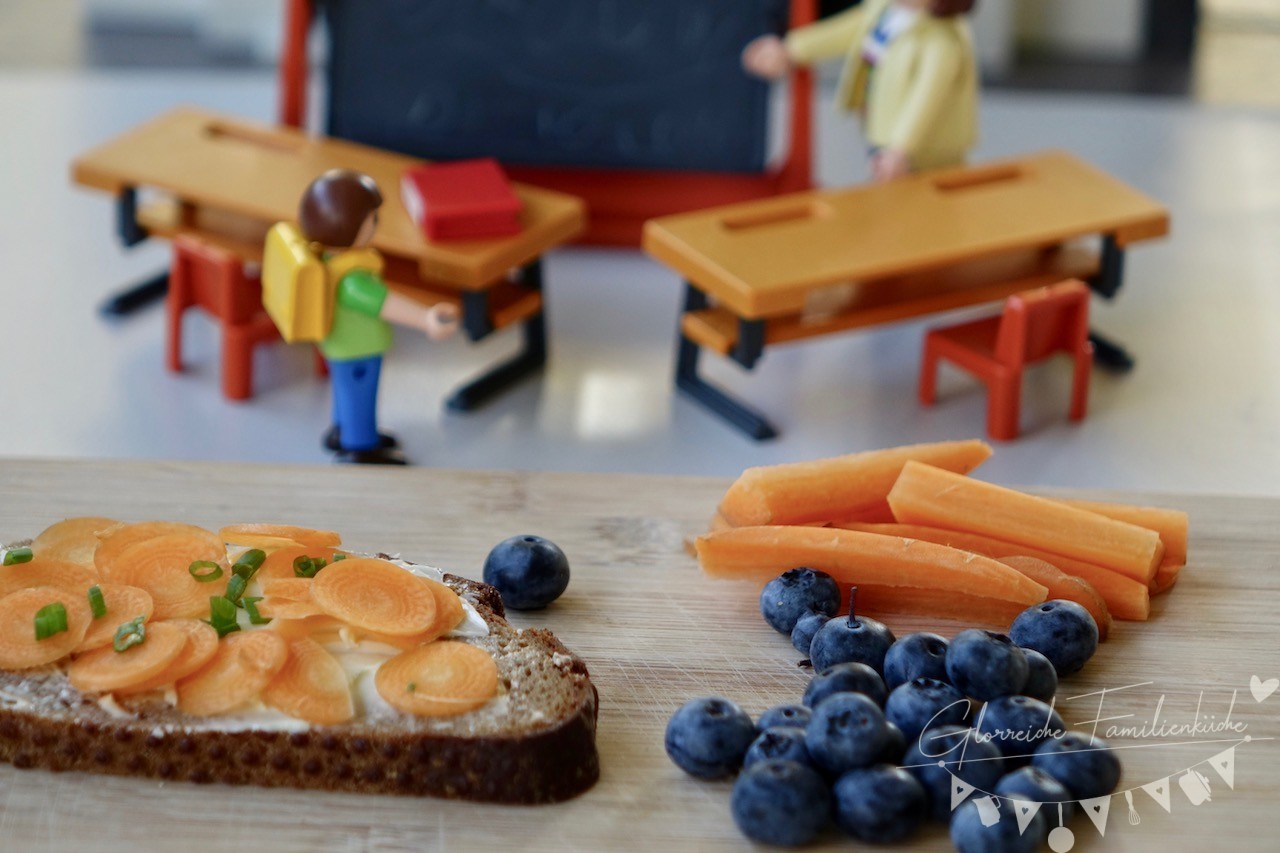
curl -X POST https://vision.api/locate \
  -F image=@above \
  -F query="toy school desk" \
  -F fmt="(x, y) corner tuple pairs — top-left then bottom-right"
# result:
(643, 151), (1169, 439)
(71, 107), (586, 411)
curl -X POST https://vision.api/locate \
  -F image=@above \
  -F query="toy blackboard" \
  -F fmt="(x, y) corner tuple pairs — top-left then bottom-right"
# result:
(319, 0), (787, 174)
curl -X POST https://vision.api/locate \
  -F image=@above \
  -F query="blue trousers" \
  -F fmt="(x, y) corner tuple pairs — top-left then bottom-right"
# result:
(328, 355), (382, 451)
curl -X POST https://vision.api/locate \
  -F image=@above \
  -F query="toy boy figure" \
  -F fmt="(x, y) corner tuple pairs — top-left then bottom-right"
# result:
(298, 169), (459, 465)
(743, 0), (979, 182)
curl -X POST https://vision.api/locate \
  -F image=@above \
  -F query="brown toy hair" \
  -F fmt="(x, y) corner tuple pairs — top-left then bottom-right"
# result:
(298, 169), (383, 248)
(931, 0), (977, 16)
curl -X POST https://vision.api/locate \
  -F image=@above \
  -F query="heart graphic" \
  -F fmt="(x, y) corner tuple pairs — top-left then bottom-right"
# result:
(1250, 675), (1279, 703)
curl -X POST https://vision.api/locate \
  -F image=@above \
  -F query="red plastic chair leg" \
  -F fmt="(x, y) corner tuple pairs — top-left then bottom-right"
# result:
(918, 338), (940, 406)
(222, 323), (255, 401)
(985, 373), (1022, 441)
(313, 348), (329, 379)
(1069, 346), (1093, 421)
(166, 255), (191, 373)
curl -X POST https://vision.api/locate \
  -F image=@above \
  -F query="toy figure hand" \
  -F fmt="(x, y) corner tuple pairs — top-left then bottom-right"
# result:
(424, 302), (460, 340)
(871, 149), (912, 183)
(742, 35), (792, 80)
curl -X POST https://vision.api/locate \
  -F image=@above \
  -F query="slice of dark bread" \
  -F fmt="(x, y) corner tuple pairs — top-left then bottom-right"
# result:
(0, 559), (599, 804)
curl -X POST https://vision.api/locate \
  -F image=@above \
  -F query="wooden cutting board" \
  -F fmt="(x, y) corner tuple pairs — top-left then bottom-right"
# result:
(0, 459), (1276, 852)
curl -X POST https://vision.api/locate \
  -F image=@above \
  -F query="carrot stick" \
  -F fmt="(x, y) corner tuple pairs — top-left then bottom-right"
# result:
(695, 526), (1048, 605)
(1057, 498), (1188, 567)
(995, 556), (1112, 639)
(887, 462), (1164, 583)
(717, 440), (993, 527)
(841, 584), (1028, 630)
(836, 522), (1150, 621)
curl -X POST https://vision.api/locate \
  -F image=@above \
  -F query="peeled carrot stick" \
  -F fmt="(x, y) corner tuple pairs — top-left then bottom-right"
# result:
(718, 440), (993, 527)
(837, 523), (1150, 621)
(841, 584), (1028, 630)
(696, 526), (1048, 605)
(1057, 498), (1188, 567)
(1150, 562), (1182, 595)
(887, 462), (1164, 583)
(375, 641), (498, 717)
(995, 556), (1112, 639)
(262, 637), (355, 725)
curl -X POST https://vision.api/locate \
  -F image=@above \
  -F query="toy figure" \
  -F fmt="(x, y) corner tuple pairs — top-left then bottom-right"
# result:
(742, 0), (978, 182)
(292, 169), (459, 465)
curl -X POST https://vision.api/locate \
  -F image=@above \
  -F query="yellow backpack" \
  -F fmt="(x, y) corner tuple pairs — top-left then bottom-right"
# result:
(261, 223), (384, 344)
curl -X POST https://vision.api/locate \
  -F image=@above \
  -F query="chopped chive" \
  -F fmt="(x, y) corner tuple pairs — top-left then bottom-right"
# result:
(189, 560), (225, 583)
(332, 554), (347, 562)
(4, 547), (34, 566)
(226, 574), (248, 605)
(292, 555), (328, 578)
(113, 615), (146, 652)
(206, 596), (240, 638)
(242, 596), (271, 626)
(34, 603), (69, 640)
(407, 682), (416, 693)
(88, 585), (107, 619)
(232, 549), (266, 581)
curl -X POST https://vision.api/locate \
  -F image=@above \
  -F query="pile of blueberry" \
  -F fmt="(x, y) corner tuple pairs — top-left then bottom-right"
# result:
(664, 568), (1119, 852)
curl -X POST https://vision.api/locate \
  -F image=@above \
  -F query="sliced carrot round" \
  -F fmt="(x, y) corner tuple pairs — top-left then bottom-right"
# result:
(0, 556), (98, 599)
(74, 584), (154, 652)
(420, 576), (465, 638)
(99, 532), (228, 620)
(176, 631), (288, 716)
(267, 615), (348, 642)
(93, 521), (221, 576)
(220, 524), (342, 551)
(255, 546), (339, 584)
(115, 619), (220, 695)
(311, 558), (436, 637)
(32, 516), (119, 568)
(257, 598), (328, 620)
(260, 577), (314, 602)
(375, 641), (498, 717)
(0, 586), (93, 669)
(67, 620), (187, 693)
(262, 637), (355, 725)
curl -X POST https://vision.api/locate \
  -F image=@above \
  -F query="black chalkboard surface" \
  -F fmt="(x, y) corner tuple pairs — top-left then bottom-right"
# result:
(320, 0), (787, 174)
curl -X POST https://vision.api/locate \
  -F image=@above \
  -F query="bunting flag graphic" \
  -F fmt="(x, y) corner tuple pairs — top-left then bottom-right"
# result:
(1179, 770), (1213, 805)
(1079, 795), (1111, 836)
(1208, 747), (1236, 789)
(1012, 799), (1043, 834)
(950, 778), (976, 812)
(1142, 778), (1173, 813)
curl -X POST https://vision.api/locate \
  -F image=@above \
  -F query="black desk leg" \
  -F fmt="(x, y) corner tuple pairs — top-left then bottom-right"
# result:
(1087, 235), (1136, 373)
(99, 186), (168, 318)
(445, 259), (547, 411)
(673, 282), (778, 441)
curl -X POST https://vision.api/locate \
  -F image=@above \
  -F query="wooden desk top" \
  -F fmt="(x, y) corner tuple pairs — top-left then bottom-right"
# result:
(643, 151), (1169, 318)
(71, 107), (586, 289)
(1, 458), (1276, 851)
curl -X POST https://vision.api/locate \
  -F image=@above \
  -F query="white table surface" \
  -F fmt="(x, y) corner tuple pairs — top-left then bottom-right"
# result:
(0, 69), (1277, 497)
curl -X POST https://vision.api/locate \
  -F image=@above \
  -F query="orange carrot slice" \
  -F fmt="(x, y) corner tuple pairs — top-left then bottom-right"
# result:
(887, 462), (1164, 583)
(310, 558), (437, 636)
(67, 621), (187, 693)
(100, 532), (229, 620)
(838, 522), (1151, 621)
(74, 584), (154, 652)
(1058, 498), (1188, 567)
(718, 440), (993, 527)
(0, 586), (93, 669)
(695, 526), (1048, 605)
(995, 556), (1112, 640)
(375, 641), (498, 717)
(420, 576), (465, 638)
(260, 577), (314, 602)
(32, 516), (119, 567)
(257, 598), (329, 620)
(262, 637), (355, 725)
(220, 524), (342, 552)
(115, 619), (220, 695)
(267, 615), (347, 641)
(176, 631), (288, 716)
(0, 556), (98, 599)
(93, 521), (221, 576)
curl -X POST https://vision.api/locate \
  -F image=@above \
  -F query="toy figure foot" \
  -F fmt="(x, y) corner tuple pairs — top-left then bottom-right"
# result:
(323, 425), (399, 452)
(333, 446), (407, 466)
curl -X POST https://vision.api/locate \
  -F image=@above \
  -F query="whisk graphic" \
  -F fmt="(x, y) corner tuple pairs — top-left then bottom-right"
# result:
(1124, 790), (1140, 825)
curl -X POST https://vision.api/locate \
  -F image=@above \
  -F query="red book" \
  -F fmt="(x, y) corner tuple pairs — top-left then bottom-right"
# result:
(400, 158), (524, 241)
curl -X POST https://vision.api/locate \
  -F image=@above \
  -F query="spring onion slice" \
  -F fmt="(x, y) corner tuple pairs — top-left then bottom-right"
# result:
(206, 595), (240, 638)
(4, 547), (34, 566)
(113, 615), (146, 652)
(188, 560), (225, 583)
(226, 574), (248, 605)
(242, 596), (271, 626)
(292, 555), (328, 578)
(88, 585), (108, 619)
(232, 549), (266, 581)
(34, 603), (69, 640)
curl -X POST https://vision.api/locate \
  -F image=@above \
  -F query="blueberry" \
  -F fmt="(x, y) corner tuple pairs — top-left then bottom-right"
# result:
(757, 704), (812, 731)
(803, 662), (888, 709)
(791, 610), (830, 655)
(1020, 648), (1058, 702)
(902, 724), (1005, 821)
(877, 721), (908, 765)
(804, 692), (889, 775)
(885, 677), (971, 744)
(664, 696), (757, 779)
(744, 726), (812, 770)
(730, 760), (831, 846)
(950, 797), (1047, 853)
(945, 630), (1029, 701)
(974, 696), (1066, 758)
(833, 765), (927, 843)
(481, 535), (570, 610)
(1010, 600), (1099, 676)
(883, 632), (950, 689)
(808, 607), (895, 674)
(759, 568), (840, 635)
(995, 766), (1077, 823)
(1031, 732), (1121, 799)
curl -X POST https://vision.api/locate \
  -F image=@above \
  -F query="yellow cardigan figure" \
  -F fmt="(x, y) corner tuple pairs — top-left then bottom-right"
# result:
(743, 0), (979, 182)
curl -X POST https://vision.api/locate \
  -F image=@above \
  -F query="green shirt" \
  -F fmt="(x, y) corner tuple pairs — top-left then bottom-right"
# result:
(319, 269), (392, 361)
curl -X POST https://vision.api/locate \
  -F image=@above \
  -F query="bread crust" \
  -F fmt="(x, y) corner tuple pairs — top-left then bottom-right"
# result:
(0, 569), (599, 803)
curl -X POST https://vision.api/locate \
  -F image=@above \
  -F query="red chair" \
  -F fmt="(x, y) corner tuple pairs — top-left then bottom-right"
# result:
(919, 279), (1094, 441)
(166, 235), (280, 400)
